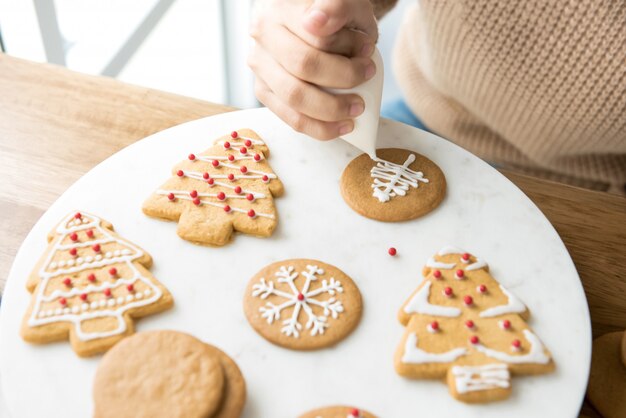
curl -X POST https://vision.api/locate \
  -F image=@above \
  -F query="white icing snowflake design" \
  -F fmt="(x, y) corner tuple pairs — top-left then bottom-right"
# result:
(370, 153), (429, 202)
(251, 265), (344, 338)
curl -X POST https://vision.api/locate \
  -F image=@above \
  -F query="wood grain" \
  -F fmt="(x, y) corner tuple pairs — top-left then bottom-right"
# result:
(0, 53), (623, 416)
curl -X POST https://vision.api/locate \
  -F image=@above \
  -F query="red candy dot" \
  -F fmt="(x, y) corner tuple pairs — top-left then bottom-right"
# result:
(350, 409), (360, 418)
(262, 175), (269, 182)
(433, 270), (442, 279)
(246, 193), (254, 201)
(244, 139), (252, 147)
(217, 192), (226, 201)
(188, 153), (196, 160)
(240, 166), (248, 173)
(501, 319), (511, 329)
(193, 197), (201, 206)
(203, 172), (210, 179)
(190, 190), (198, 198)
(104, 289), (112, 298)
(69, 248), (77, 256)
(74, 212), (82, 219)
(223, 205), (231, 213)
(254, 153), (261, 161)
(86, 229), (94, 238)
(248, 209), (256, 218)
(463, 295), (473, 305)
(92, 244), (101, 252)
(231, 131), (238, 138)
(429, 321), (439, 331)
(168, 193), (175, 201)
(228, 154), (235, 161)
(70, 233), (78, 241)
(63, 278), (72, 287)
(80, 293), (88, 301)
(444, 287), (453, 296)
(212, 160), (220, 167)
(127, 284), (134, 292)
(465, 320), (475, 329)
(223, 141), (231, 149)
(239, 146), (247, 154)
(177, 170), (184, 177)
(470, 336), (479, 345)
(88, 274), (96, 282)
(512, 339), (521, 348)
(297, 293), (304, 301)
(109, 268), (117, 276)
(234, 186), (242, 194)
(462, 253), (470, 261)
(228, 173), (235, 181)
(59, 297), (67, 306)
(478, 284), (487, 293)
(388, 247), (397, 256)
(207, 178), (215, 186)
(455, 269), (465, 279)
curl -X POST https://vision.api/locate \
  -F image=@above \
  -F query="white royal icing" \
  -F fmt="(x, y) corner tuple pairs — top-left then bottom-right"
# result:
(28, 212), (163, 342)
(404, 281), (461, 317)
(475, 330), (551, 364)
(251, 265), (345, 338)
(451, 364), (510, 394)
(402, 333), (467, 363)
(370, 154), (428, 203)
(479, 285), (527, 318)
(434, 246), (488, 271)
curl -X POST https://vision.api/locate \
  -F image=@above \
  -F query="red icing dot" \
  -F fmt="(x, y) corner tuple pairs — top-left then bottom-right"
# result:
(59, 297), (67, 306)
(465, 320), (475, 329)
(203, 172), (210, 179)
(70, 233), (78, 241)
(223, 205), (231, 212)
(254, 153), (261, 161)
(109, 268), (117, 276)
(247, 209), (256, 218)
(207, 178), (215, 186)
(501, 319), (511, 329)
(470, 335), (479, 345)
(80, 293), (88, 301)
(512, 339), (521, 348)
(86, 229), (94, 238)
(127, 284), (134, 292)
(193, 197), (201, 206)
(234, 186), (242, 194)
(444, 287), (453, 296)
(228, 155), (235, 161)
(231, 131), (238, 138)
(188, 153), (196, 161)
(350, 409), (360, 417)
(69, 248), (78, 256)
(177, 170), (184, 177)
(88, 274), (96, 282)
(297, 293), (304, 301)
(74, 212), (82, 219)
(92, 244), (101, 252)
(262, 175), (269, 182)
(240, 166), (248, 173)
(429, 321), (439, 331)
(246, 193), (254, 201)
(212, 160), (220, 167)
(478, 284), (487, 293)
(240, 146), (248, 154)
(63, 278), (72, 287)
(223, 141), (231, 149)
(462, 253), (470, 261)
(433, 270), (442, 279)
(104, 289), (112, 297)
(463, 295), (473, 305)
(388, 247), (397, 256)
(217, 192), (226, 201)
(190, 190), (198, 198)
(455, 269), (465, 279)
(244, 139), (252, 147)
(167, 193), (175, 201)
(228, 173), (235, 181)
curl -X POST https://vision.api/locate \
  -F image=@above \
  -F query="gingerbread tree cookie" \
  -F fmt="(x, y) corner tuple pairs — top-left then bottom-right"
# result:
(394, 247), (554, 403)
(21, 211), (173, 357)
(142, 129), (284, 246)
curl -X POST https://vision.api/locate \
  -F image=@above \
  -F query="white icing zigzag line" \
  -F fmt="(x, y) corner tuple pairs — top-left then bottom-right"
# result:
(370, 154), (428, 203)
(479, 285), (526, 318)
(180, 169), (276, 181)
(434, 246), (488, 271)
(403, 280), (461, 317)
(402, 333), (468, 363)
(475, 330), (551, 364)
(156, 192), (275, 219)
(451, 364), (510, 394)
(215, 135), (265, 146)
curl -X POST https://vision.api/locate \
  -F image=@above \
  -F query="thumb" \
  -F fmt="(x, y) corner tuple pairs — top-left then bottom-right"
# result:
(303, 0), (378, 41)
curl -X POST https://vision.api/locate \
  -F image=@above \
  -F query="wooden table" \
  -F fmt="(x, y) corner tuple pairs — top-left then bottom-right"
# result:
(1, 53), (624, 417)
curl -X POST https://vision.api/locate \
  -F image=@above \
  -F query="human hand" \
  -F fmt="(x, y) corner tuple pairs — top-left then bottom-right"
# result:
(248, 0), (378, 140)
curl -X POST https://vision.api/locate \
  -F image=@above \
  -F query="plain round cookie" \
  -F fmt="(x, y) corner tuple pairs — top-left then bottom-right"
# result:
(340, 148), (446, 222)
(298, 405), (377, 418)
(587, 331), (626, 418)
(243, 259), (362, 350)
(204, 344), (247, 418)
(93, 330), (224, 418)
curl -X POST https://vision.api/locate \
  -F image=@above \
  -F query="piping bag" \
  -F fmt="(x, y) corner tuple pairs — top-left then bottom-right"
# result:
(328, 48), (384, 159)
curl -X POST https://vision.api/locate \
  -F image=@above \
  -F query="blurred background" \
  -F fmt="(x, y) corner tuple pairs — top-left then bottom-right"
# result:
(0, 0), (412, 108)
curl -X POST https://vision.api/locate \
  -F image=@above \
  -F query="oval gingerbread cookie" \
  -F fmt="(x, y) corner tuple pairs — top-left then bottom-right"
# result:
(340, 148), (446, 222)
(243, 259), (362, 350)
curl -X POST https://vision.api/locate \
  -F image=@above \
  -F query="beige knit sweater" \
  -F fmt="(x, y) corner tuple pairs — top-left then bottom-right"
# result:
(374, 0), (626, 193)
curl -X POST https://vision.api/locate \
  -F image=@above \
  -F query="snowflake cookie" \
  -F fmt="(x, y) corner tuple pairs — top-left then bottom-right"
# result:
(20, 211), (173, 357)
(243, 259), (363, 350)
(340, 148), (446, 222)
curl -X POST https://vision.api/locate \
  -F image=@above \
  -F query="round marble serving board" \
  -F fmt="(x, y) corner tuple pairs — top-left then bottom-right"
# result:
(0, 108), (590, 417)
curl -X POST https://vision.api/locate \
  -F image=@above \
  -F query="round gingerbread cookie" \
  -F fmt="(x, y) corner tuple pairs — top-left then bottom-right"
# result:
(587, 332), (626, 418)
(340, 148), (446, 222)
(299, 406), (377, 418)
(93, 330), (225, 418)
(243, 259), (362, 350)
(204, 344), (247, 418)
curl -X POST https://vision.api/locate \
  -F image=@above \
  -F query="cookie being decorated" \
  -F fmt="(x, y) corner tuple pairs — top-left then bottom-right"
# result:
(143, 129), (284, 246)
(20, 211), (173, 357)
(243, 259), (362, 350)
(299, 406), (377, 418)
(394, 247), (554, 403)
(93, 330), (246, 418)
(340, 148), (445, 222)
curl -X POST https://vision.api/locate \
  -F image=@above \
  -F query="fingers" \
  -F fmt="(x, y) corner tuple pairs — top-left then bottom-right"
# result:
(307, 27), (373, 57)
(252, 20), (375, 89)
(254, 78), (355, 141)
(302, 0), (378, 41)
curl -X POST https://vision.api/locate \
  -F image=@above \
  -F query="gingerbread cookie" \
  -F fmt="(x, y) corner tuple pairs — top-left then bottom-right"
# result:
(340, 148), (445, 222)
(394, 247), (554, 403)
(243, 259), (362, 350)
(20, 211), (173, 357)
(587, 331), (626, 418)
(299, 406), (376, 418)
(204, 344), (247, 418)
(143, 129), (284, 246)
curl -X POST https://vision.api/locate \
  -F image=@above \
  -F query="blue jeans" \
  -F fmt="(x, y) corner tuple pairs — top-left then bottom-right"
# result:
(381, 98), (429, 132)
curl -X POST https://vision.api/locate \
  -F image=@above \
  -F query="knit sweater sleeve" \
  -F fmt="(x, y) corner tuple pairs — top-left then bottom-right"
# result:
(371, 0), (399, 19)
